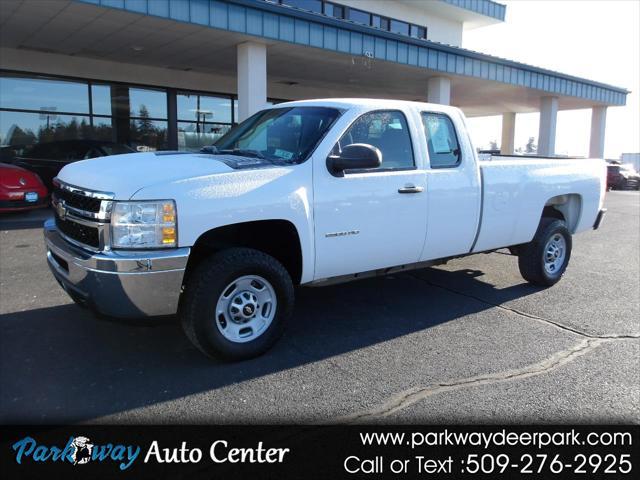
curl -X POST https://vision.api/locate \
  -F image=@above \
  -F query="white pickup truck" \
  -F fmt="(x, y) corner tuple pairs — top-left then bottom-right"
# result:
(45, 99), (607, 360)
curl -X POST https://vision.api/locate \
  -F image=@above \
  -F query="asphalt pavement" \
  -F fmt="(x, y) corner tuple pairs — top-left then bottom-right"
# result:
(0, 192), (638, 424)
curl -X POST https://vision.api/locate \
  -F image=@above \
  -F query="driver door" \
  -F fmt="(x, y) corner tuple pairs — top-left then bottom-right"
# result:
(312, 109), (428, 280)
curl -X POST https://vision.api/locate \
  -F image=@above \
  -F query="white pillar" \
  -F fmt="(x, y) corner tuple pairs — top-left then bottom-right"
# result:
(589, 106), (607, 158)
(500, 112), (516, 155)
(427, 76), (451, 105)
(237, 42), (267, 122)
(538, 96), (558, 156)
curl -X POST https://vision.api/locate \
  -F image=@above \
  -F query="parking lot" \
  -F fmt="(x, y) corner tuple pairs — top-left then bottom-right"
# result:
(0, 191), (638, 424)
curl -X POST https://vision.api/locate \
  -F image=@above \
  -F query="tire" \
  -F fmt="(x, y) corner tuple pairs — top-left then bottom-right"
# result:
(518, 217), (572, 287)
(180, 248), (294, 361)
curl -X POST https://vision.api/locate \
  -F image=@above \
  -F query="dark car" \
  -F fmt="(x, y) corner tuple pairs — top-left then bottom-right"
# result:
(10, 140), (134, 190)
(607, 163), (640, 190)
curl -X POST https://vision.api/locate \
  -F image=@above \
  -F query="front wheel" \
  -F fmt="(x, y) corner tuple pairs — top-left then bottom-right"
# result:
(180, 248), (294, 360)
(517, 217), (572, 286)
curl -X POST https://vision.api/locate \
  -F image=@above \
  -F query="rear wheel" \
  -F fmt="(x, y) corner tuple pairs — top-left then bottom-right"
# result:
(180, 248), (294, 360)
(518, 217), (572, 286)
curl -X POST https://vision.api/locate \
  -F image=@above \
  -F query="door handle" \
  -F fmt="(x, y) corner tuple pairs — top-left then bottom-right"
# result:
(398, 185), (424, 194)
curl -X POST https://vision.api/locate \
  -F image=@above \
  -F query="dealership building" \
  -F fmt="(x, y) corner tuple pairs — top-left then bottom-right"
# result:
(0, 0), (629, 156)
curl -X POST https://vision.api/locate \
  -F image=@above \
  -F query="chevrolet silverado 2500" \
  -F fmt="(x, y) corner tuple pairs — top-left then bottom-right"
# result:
(45, 99), (607, 360)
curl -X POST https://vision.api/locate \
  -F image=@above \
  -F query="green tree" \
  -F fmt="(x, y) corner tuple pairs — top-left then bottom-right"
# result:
(137, 105), (154, 134)
(4, 125), (36, 146)
(80, 118), (92, 140)
(137, 104), (157, 149)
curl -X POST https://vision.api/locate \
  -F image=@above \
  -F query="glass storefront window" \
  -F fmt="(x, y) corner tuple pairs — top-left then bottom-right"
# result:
(129, 119), (168, 151)
(410, 25), (427, 39)
(0, 111), (94, 146)
(178, 122), (231, 151)
(267, 1), (426, 40)
(282, 0), (322, 13)
(323, 2), (344, 19)
(390, 19), (410, 36)
(177, 93), (232, 124)
(348, 9), (370, 25)
(0, 75), (89, 114)
(1, 73), (230, 155)
(129, 87), (167, 119)
(91, 84), (113, 116)
(91, 117), (114, 142)
(94, 84), (170, 121)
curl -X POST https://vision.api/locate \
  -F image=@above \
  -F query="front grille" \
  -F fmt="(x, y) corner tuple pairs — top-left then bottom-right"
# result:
(55, 216), (100, 249)
(54, 186), (101, 213)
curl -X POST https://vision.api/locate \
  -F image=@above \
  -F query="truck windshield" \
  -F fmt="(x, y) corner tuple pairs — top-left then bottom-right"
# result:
(214, 107), (342, 164)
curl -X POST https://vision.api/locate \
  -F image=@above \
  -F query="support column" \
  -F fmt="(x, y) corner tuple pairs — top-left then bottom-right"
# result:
(589, 106), (607, 158)
(237, 42), (267, 122)
(167, 88), (178, 150)
(427, 76), (451, 105)
(500, 112), (516, 155)
(537, 96), (558, 156)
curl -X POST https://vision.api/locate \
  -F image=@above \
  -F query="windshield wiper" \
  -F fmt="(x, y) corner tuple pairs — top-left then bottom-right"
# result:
(219, 148), (266, 159)
(200, 146), (267, 159)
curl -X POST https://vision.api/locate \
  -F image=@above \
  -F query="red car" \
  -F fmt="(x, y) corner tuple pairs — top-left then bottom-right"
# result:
(0, 162), (49, 212)
(607, 163), (640, 190)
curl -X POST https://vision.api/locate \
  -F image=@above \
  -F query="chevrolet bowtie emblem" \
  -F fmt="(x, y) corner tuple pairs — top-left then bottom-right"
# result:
(56, 201), (67, 220)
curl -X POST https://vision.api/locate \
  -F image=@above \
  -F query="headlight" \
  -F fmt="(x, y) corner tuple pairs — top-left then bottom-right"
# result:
(110, 200), (177, 249)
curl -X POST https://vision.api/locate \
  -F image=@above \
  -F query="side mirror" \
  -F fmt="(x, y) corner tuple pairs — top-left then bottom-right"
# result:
(327, 143), (382, 176)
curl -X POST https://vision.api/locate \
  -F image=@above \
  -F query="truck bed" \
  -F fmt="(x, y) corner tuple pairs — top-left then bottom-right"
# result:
(472, 156), (606, 253)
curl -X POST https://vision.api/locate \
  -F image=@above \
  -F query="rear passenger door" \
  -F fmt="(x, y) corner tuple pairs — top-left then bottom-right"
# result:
(419, 111), (481, 261)
(313, 109), (428, 279)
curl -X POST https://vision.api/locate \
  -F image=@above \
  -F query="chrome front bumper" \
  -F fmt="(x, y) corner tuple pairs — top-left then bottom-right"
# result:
(44, 218), (190, 318)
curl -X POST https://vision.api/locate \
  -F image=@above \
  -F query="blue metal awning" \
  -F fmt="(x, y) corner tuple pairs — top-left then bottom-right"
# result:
(442, 0), (506, 22)
(78, 0), (628, 106)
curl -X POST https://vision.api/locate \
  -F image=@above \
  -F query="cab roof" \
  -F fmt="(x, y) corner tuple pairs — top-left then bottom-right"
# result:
(274, 98), (461, 116)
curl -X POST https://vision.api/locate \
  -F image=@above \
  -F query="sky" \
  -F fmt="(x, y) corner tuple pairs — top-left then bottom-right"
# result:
(462, 0), (639, 159)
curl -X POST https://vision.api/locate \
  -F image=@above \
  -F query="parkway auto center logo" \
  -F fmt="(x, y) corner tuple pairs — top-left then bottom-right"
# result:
(10, 434), (291, 472)
(11, 435), (141, 470)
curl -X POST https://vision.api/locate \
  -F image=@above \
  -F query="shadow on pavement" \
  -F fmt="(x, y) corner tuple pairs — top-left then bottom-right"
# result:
(0, 266), (541, 423)
(0, 208), (52, 230)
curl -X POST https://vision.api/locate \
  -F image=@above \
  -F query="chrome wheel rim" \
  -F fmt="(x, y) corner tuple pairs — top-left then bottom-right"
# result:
(215, 275), (277, 343)
(543, 233), (566, 276)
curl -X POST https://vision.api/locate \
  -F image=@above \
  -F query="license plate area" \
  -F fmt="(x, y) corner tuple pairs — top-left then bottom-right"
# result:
(25, 192), (38, 202)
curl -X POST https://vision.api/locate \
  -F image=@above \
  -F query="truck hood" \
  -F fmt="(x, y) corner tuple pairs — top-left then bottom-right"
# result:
(57, 152), (240, 199)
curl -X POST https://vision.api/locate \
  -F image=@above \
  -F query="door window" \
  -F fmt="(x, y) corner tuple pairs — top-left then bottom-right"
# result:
(334, 110), (414, 170)
(421, 112), (461, 168)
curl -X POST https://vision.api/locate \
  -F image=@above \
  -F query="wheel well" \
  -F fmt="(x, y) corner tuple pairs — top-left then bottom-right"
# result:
(543, 194), (582, 232)
(542, 205), (565, 220)
(185, 220), (303, 285)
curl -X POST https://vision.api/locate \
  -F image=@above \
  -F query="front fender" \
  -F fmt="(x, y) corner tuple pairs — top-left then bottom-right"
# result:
(131, 162), (315, 283)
